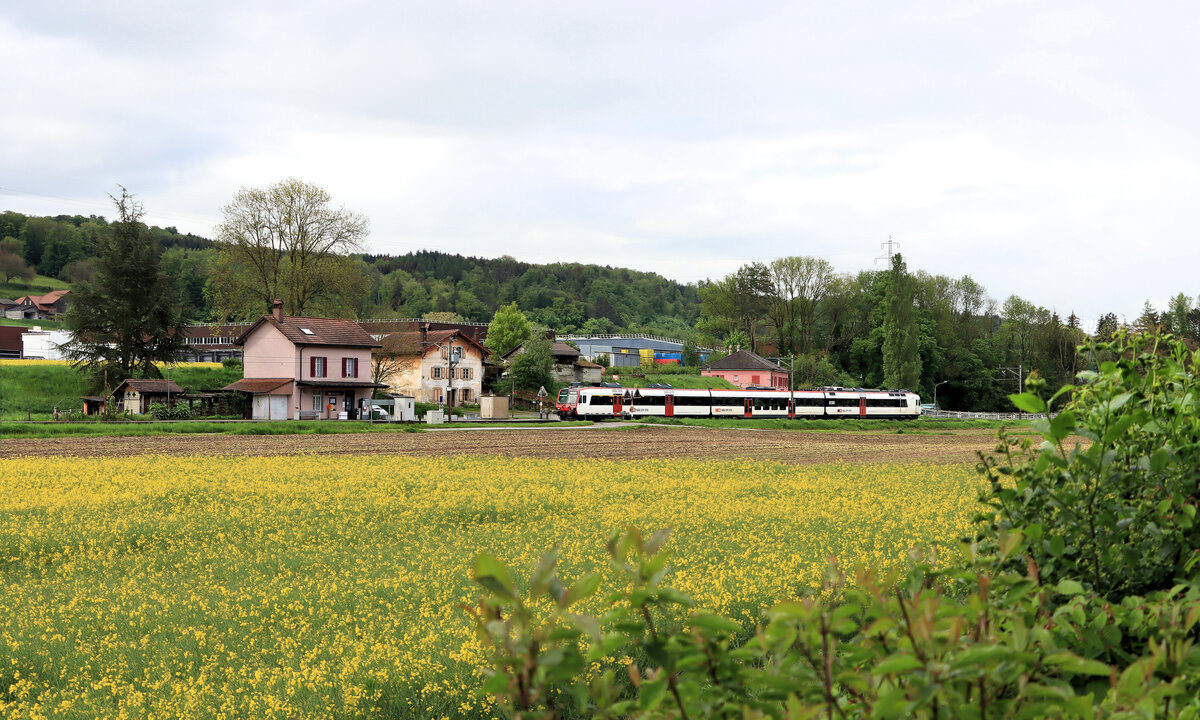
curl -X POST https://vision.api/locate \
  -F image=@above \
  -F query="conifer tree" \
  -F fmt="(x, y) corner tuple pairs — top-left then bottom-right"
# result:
(881, 253), (921, 390)
(63, 188), (189, 385)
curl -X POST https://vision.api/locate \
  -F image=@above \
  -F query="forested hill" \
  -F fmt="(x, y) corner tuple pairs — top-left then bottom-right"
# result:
(361, 250), (701, 335)
(2, 210), (702, 334)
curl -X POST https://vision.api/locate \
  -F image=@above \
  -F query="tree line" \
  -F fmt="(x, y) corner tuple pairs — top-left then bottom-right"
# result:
(7, 180), (1198, 410)
(695, 255), (1200, 411)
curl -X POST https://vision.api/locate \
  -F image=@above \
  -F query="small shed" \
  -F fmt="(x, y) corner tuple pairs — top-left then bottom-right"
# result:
(372, 394), (416, 422)
(480, 394), (509, 419)
(111, 378), (184, 415)
(81, 396), (107, 416)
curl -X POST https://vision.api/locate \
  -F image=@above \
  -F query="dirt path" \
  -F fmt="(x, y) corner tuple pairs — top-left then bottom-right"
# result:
(0, 425), (1002, 465)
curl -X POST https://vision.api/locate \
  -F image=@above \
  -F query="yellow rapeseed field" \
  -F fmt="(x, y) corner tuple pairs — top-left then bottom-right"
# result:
(0, 455), (985, 719)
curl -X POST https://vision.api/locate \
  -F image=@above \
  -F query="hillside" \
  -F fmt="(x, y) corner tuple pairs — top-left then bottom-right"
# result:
(361, 250), (701, 334)
(3, 210), (702, 334)
(0, 360), (241, 419)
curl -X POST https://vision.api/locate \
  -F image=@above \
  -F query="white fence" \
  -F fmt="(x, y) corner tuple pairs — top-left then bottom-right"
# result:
(923, 409), (1048, 421)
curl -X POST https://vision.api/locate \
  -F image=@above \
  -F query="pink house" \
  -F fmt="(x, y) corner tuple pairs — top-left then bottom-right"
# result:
(223, 300), (384, 420)
(701, 350), (789, 390)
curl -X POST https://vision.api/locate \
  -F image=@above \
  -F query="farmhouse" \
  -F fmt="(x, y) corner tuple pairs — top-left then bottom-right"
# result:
(375, 325), (486, 405)
(222, 300), (385, 420)
(11, 290), (70, 320)
(701, 350), (789, 390)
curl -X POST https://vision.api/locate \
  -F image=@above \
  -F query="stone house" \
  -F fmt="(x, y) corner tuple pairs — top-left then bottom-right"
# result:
(376, 326), (487, 405)
(502, 340), (604, 385)
(222, 300), (385, 420)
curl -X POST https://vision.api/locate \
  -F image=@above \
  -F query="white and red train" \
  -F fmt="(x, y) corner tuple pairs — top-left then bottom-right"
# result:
(556, 386), (921, 421)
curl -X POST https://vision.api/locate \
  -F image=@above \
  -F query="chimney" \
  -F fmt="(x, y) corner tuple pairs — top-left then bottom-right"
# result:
(419, 322), (429, 346)
(272, 299), (284, 322)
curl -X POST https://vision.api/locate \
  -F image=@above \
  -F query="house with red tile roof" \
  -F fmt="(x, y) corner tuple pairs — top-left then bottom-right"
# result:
(13, 290), (70, 319)
(701, 350), (789, 389)
(222, 300), (385, 420)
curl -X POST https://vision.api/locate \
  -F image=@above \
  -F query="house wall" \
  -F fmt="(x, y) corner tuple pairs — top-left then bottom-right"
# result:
(420, 345), (483, 404)
(702, 368), (789, 390)
(299, 346), (373, 382)
(386, 357), (424, 401)
(382, 337), (485, 405)
(244, 324), (297, 379)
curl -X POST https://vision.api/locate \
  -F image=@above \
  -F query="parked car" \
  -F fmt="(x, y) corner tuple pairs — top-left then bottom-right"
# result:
(371, 405), (389, 420)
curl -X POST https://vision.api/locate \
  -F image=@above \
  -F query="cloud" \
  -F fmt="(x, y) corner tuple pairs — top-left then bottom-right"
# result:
(2, 1), (1199, 327)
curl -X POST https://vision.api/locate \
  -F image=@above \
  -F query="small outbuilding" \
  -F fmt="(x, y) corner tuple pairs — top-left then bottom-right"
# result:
(110, 378), (184, 415)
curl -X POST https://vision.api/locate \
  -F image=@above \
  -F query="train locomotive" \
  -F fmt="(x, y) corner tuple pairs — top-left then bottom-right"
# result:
(558, 385), (921, 421)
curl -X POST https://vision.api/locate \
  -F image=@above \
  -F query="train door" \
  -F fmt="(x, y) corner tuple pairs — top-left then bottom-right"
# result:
(665, 394), (675, 418)
(743, 397), (752, 419)
(788, 397), (796, 419)
(859, 397), (867, 418)
(613, 393), (622, 417)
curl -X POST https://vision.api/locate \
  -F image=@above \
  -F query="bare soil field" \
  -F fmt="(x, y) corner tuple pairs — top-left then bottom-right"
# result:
(0, 425), (1004, 464)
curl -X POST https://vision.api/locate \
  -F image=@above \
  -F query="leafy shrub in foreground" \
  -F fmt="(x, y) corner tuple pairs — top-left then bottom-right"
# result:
(467, 332), (1200, 718)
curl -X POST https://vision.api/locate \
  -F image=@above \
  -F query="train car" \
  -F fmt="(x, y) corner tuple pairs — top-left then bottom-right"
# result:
(573, 386), (625, 420)
(571, 385), (920, 421)
(821, 387), (920, 419)
(706, 388), (792, 419)
(621, 388), (711, 418)
(793, 390), (827, 418)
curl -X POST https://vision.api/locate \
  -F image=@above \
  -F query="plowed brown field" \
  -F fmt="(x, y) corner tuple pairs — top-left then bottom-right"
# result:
(0, 425), (1004, 464)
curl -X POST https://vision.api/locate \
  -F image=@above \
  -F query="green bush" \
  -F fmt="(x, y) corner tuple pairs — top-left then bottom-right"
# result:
(147, 402), (193, 420)
(466, 332), (1200, 718)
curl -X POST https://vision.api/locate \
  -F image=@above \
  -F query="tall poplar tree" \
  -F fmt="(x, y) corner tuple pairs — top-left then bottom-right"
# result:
(881, 253), (921, 390)
(63, 188), (189, 385)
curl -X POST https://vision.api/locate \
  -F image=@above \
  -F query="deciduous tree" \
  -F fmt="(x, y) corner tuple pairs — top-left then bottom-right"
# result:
(485, 302), (531, 358)
(210, 178), (368, 319)
(510, 329), (554, 391)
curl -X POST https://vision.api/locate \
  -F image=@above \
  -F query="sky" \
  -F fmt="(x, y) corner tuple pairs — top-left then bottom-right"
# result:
(3, 1), (1198, 330)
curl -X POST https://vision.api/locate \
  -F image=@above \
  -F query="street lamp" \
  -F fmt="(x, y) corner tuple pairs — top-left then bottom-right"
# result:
(933, 380), (949, 411)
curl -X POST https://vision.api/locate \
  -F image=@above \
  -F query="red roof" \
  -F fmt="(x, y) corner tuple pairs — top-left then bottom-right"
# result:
(702, 350), (784, 372)
(234, 314), (381, 348)
(378, 329), (488, 357)
(15, 290), (70, 312)
(222, 378), (294, 393)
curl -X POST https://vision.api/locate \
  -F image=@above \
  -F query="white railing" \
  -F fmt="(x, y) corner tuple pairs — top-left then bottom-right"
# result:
(923, 409), (1048, 420)
(560, 333), (716, 353)
(357, 318), (490, 327)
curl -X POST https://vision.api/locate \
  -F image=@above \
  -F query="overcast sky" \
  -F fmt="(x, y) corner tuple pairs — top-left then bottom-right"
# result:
(3, 1), (1198, 329)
